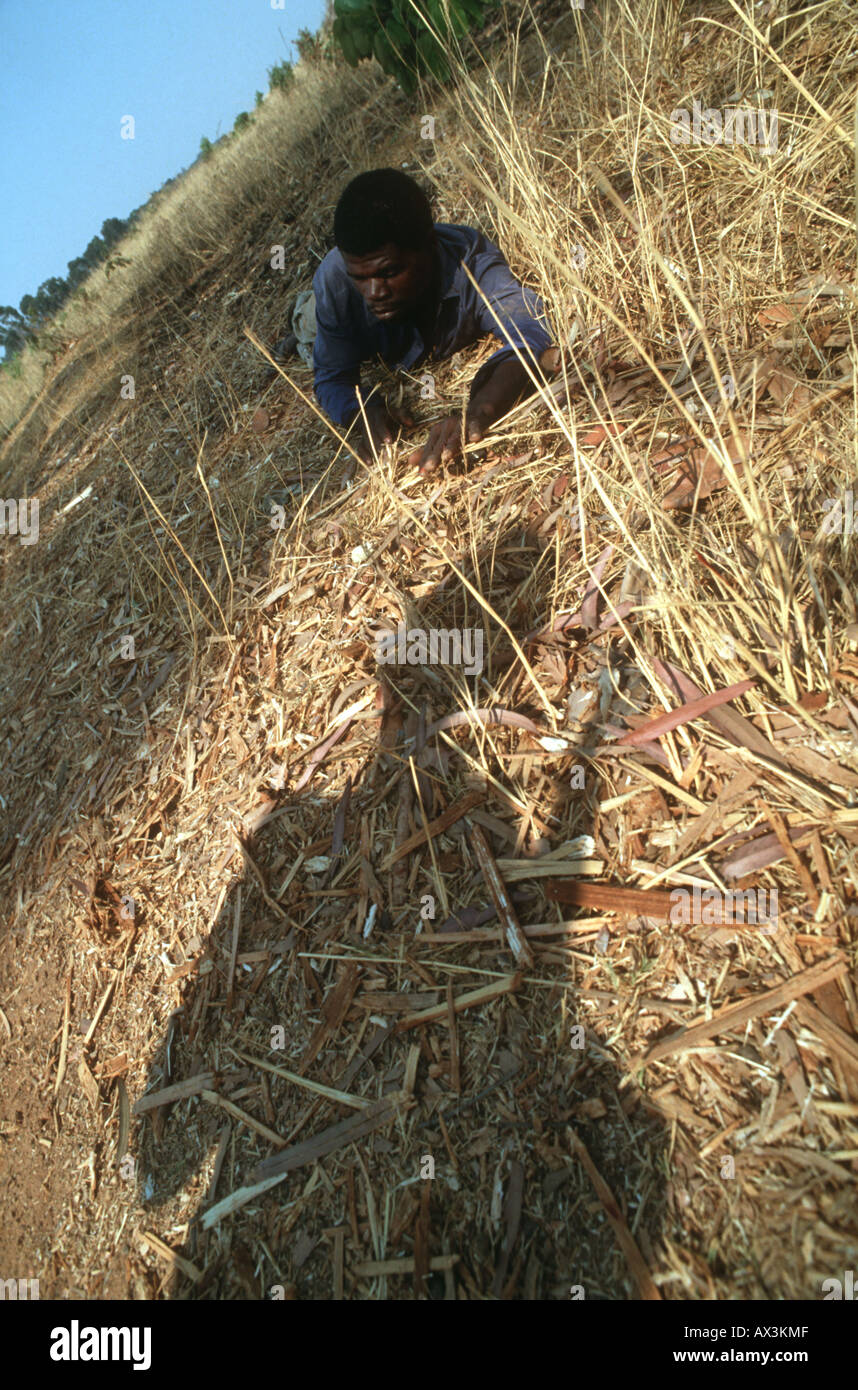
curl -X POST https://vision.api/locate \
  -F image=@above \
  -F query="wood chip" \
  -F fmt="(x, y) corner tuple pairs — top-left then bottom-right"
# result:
(78, 1056), (100, 1111)
(206, 1125), (231, 1205)
(116, 1077), (130, 1162)
(469, 824), (535, 967)
(299, 961), (360, 1074)
(140, 1229), (203, 1284)
(352, 1254), (459, 1277)
(381, 789), (482, 868)
(545, 881), (676, 917)
(200, 1090), (286, 1148)
(635, 954), (847, 1068)
(124, 652), (177, 715)
(569, 1129), (662, 1300)
(202, 1094), (410, 1230)
(794, 999), (858, 1092)
(83, 978), (115, 1047)
(394, 973), (522, 1032)
(133, 1071), (216, 1114)
(54, 956), (73, 1097)
(676, 768), (756, 858)
(492, 1158), (525, 1297)
(758, 799), (820, 911)
(446, 980), (460, 1092)
(254, 1090), (410, 1182)
(774, 1027), (818, 1129)
(332, 1227), (345, 1300)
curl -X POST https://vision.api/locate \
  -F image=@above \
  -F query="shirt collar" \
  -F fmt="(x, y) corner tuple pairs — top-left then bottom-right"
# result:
(434, 228), (461, 302)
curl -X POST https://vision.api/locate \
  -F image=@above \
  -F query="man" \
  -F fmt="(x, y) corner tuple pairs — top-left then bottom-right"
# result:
(299, 168), (556, 474)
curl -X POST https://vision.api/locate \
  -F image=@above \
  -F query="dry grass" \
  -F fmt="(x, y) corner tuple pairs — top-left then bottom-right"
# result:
(1, 0), (857, 1301)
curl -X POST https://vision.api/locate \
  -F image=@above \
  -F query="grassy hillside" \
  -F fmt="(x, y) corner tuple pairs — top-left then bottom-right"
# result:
(1, 0), (857, 1302)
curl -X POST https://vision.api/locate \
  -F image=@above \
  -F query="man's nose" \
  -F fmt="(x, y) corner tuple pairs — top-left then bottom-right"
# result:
(367, 279), (386, 302)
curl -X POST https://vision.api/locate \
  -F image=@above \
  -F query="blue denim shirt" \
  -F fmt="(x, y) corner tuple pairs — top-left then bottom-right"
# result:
(311, 222), (553, 426)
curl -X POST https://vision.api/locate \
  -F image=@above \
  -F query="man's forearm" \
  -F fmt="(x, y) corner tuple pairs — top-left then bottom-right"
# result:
(468, 356), (533, 424)
(314, 370), (362, 429)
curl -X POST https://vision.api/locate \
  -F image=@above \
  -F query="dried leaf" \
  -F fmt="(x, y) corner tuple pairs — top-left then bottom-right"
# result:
(293, 716), (354, 792)
(616, 679), (755, 746)
(721, 824), (815, 879)
(765, 366), (812, 410)
(581, 545), (614, 630)
(662, 433), (750, 510)
(423, 708), (548, 741)
(78, 1057), (100, 1111)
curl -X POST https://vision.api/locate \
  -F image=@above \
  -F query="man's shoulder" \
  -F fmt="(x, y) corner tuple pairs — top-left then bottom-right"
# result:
(435, 221), (506, 271)
(313, 246), (349, 297)
(435, 222), (490, 252)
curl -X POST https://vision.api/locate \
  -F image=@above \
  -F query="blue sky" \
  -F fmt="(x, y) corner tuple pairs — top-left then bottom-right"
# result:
(0, 0), (326, 310)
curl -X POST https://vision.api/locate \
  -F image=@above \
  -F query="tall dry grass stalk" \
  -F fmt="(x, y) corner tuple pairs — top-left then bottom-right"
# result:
(401, 0), (858, 730)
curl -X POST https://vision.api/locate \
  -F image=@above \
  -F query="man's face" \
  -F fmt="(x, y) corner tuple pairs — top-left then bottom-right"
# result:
(342, 238), (436, 322)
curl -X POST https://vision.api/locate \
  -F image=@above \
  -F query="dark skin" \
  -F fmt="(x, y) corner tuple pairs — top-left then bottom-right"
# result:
(343, 232), (538, 473)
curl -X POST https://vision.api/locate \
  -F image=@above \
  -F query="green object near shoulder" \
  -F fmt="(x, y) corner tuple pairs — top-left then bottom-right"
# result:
(331, 0), (497, 91)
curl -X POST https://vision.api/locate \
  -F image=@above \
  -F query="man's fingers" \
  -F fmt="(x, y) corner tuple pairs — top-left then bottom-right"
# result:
(421, 422), (460, 472)
(361, 421), (394, 459)
(406, 416), (465, 475)
(444, 417), (465, 457)
(362, 402), (393, 441)
(407, 426), (436, 473)
(421, 425), (447, 472)
(415, 419), (453, 474)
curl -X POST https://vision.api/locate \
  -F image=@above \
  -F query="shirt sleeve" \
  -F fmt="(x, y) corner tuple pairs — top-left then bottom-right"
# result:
(470, 237), (553, 372)
(311, 258), (364, 428)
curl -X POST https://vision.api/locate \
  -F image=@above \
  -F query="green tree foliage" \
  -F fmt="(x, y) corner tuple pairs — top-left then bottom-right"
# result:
(21, 277), (69, 331)
(331, 0), (497, 92)
(100, 216), (130, 247)
(199, 135), (214, 159)
(81, 235), (107, 268)
(294, 26), (323, 62)
(233, 110), (254, 133)
(254, 89), (265, 107)
(2, 212), (135, 358)
(1, 350), (24, 380)
(66, 256), (90, 291)
(268, 59), (295, 93)
(0, 306), (32, 357)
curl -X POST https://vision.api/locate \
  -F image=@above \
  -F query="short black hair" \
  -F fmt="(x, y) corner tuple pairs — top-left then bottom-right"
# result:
(333, 168), (434, 255)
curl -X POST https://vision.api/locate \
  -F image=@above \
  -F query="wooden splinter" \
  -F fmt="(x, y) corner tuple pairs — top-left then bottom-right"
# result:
(468, 822), (535, 968)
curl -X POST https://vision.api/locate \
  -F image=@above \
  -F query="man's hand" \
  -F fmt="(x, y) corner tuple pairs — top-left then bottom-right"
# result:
(353, 397), (414, 464)
(406, 412), (470, 474)
(408, 356), (538, 475)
